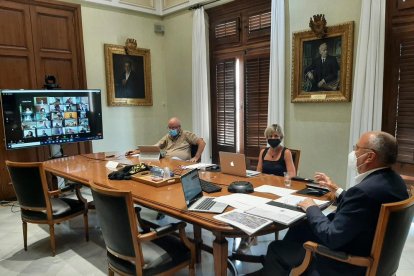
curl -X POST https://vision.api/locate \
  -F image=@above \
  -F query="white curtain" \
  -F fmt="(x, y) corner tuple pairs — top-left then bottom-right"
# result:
(346, 0), (386, 187)
(192, 7), (211, 163)
(267, 0), (285, 127)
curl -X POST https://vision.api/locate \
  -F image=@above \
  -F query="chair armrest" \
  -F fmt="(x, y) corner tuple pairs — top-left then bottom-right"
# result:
(308, 242), (372, 267)
(291, 242), (372, 276)
(138, 222), (186, 242)
(134, 206), (161, 232)
(48, 189), (62, 197)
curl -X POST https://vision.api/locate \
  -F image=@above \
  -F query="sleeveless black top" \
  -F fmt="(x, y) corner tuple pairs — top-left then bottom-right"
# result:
(262, 147), (287, 176)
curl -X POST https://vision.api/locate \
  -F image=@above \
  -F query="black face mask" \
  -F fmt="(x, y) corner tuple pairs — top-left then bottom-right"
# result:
(268, 139), (281, 148)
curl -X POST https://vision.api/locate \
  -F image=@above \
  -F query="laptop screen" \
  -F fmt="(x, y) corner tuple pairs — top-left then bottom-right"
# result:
(181, 169), (203, 205)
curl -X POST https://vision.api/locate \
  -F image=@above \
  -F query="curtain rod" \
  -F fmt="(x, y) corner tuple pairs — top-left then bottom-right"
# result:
(188, 0), (220, 10)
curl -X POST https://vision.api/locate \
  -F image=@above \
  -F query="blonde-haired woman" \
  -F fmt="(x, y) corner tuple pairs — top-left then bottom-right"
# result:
(257, 124), (296, 177)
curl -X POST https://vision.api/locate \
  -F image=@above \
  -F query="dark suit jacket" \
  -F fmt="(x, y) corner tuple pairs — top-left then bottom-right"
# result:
(304, 55), (339, 91)
(116, 69), (145, 99)
(304, 168), (409, 274)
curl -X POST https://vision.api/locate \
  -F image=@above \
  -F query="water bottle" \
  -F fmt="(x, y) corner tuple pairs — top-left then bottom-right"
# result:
(163, 167), (170, 179)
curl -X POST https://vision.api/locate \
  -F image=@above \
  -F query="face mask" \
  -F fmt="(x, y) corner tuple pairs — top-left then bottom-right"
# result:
(268, 139), (281, 148)
(347, 150), (369, 174)
(168, 129), (178, 137)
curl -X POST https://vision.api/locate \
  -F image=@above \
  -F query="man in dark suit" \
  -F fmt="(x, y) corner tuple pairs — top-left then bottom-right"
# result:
(304, 42), (340, 91)
(254, 131), (409, 276)
(115, 60), (145, 98)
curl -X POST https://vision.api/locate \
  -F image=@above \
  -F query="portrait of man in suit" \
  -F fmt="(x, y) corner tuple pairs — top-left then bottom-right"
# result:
(113, 55), (145, 99)
(303, 39), (341, 92)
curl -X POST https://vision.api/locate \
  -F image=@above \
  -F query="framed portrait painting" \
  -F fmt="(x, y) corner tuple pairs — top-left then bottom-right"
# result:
(104, 43), (152, 106)
(291, 22), (354, 103)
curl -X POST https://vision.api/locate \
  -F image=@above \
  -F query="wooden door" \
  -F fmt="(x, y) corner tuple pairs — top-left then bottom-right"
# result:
(0, 0), (89, 200)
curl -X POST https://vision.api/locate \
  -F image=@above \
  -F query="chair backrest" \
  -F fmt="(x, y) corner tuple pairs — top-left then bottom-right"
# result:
(289, 149), (301, 172)
(190, 144), (198, 158)
(90, 185), (141, 265)
(6, 161), (50, 210)
(369, 196), (414, 276)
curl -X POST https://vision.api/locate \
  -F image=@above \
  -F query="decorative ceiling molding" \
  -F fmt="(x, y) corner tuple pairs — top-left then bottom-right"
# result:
(83, 0), (233, 16)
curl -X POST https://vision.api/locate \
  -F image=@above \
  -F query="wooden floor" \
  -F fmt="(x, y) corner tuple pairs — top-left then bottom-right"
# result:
(0, 188), (413, 275)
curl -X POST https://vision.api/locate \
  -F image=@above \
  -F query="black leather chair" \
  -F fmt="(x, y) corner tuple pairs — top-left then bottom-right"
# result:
(291, 196), (414, 276)
(90, 184), (195, 276)
(5, 160), (89, 256)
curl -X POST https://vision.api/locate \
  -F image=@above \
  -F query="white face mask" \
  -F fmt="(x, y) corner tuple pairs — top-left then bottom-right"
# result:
(348, 150), (370, 174)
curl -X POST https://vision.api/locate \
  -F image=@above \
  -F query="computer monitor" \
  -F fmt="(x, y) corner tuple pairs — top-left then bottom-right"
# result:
(0, 89), (103, 150)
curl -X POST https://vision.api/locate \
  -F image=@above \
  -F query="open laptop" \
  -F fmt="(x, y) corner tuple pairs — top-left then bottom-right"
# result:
(138, 145), (160, 161)
(181, 169), (228, 213)
(219, 151), (260, 177)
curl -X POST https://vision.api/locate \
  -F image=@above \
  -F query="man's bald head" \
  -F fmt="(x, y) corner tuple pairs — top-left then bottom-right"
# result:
(168, 117), (181, 129)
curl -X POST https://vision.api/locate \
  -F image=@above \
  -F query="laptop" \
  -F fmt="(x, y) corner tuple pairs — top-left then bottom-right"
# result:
(138, 145), (160, 161)
(181, 169), (228, 213)
(219, 151), (260, 177)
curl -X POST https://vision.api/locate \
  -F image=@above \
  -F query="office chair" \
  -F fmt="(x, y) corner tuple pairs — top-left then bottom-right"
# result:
(289, 148), (301, 173)
(5, 160), (89, 256)
(291, 196), (414, 276)
(90, 184), (195, 276)
(401, 174), (414, 196)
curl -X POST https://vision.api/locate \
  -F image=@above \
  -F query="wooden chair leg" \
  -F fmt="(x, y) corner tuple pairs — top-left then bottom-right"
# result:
(275, 231), (279, 240)
(23, 221), (27, 251)
(108, 266), (115, 276)
(49, 224), (56, 256)
(83, 213), (89, 241)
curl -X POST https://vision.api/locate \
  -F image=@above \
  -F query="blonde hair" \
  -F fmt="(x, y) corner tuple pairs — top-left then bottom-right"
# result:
(264, 124), (284, 139)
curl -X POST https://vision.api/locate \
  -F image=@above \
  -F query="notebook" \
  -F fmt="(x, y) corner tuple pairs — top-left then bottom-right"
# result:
(138, 145), (160, 161)
(180, 169), (228, 213)
(219, 151), (260, 177)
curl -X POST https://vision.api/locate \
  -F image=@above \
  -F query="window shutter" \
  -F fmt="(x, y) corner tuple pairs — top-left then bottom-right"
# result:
(395, 38), (414, 164)
(247, 11), (271, 40)
(213, 18), (240, 45)
(215, 59), (236, 151)
(215, 20), (238, 38)
(244, 55), (270, 158)
(248, 11), (271, 33)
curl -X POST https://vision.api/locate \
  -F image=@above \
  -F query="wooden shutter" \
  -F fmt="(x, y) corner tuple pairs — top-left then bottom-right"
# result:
(394, 38), (414, 163)
(244, 55), (269, 158)
(383, 0), (414, 167)
(213, 17), (240, 45)
(215, 59), (236, 152)
(246, 10), (271, 41)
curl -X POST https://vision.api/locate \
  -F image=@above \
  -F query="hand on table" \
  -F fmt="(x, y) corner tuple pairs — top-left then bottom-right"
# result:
(297, 198), (317, 212)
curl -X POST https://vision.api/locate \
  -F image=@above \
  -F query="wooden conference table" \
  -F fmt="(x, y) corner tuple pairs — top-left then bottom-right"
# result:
(43, 152), (331, 275)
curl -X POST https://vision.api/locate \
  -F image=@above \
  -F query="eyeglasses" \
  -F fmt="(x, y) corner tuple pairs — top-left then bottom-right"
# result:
(353, 144), (375, 152)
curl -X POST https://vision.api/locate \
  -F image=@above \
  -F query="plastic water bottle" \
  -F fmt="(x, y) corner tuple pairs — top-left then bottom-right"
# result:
(163, 167), (170, 179)
(150, 167), (164, 178)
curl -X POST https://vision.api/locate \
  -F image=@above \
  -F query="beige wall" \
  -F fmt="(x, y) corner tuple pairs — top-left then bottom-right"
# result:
(77, 0), (361, 186)
(286, 0), (361, 186)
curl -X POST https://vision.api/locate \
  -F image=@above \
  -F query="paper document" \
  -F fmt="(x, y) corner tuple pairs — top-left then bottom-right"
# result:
(255, 185), (297, 196)
(214, 194), (271, 211)
(214, 209), (273, 235)
(246, 203), (306, 225)
(183, 163), (214, 170)
(274, 194), (330, 208)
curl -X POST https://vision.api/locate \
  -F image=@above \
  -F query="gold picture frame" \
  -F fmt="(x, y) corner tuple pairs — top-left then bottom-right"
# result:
(291, 21), (354, 103)
(104, 42), (152, 106)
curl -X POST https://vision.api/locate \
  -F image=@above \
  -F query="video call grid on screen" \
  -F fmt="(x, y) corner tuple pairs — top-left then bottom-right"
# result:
(1, 90), (103, 149)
